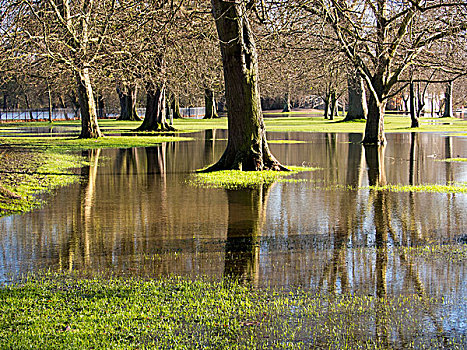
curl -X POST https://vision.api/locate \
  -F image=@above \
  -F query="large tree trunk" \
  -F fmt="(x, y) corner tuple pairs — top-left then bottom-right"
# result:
(345, 70), (367, 121)
(208, 0), (286, 171)
(75, 68), (102, 139)
(117, 84), (140, 121)
(362, 77), (386, 145)
(136, 83), (175, 132)
(203, 88), (218, 119)
(442, 81), (454, 118)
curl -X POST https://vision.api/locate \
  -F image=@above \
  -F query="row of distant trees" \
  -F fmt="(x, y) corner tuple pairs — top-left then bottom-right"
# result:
(0, 1), (466, 140)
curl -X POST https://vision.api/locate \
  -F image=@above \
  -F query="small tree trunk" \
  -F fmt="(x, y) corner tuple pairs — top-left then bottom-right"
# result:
(58, 94), (69, 120)
(24, 93), (34, 120)
(46, 82), (53, 123)
(170, 93), (183, 119)
(345, 70), (367, 121)
(136, 83), (175, 132)
(409, 81), (419, 128)
(207, 0), (286, 171)
(329, 90), (336, 121)
(323, 94), (330, 120)
(204, 88), (218, 119)
(97, 94), (105, 119)
(75, 68), (103, 139)
(282, 92), (291, 112)
(442, 81), (454, 118)
(117, 84), (140, 121)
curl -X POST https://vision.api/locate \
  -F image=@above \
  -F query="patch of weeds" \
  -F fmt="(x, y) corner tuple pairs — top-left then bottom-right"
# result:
(188, 166), (316, 189)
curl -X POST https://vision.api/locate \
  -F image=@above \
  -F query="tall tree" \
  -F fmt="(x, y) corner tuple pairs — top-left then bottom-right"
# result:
(207, 0), (286, 171)
(299, 0), (467, 144)
(11, 0), (119, 138)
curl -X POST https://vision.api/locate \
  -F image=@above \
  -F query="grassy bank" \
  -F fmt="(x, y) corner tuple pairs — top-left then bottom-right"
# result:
(1, 273), (464, 349)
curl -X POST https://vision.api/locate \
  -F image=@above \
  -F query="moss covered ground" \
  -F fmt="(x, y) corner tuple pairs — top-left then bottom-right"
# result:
(1, 273), (465, 349)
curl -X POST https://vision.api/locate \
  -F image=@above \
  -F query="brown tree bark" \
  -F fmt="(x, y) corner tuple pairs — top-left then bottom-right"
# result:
(136, 83), (175, 132)
(117, 84), (141, 121)
(207, 0), (286, 171)
(76, 68), (103, 139)
(362, 77), (386, 145)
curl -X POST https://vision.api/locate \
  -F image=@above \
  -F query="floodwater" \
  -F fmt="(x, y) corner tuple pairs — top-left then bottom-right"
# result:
(1, 130), (467, 342)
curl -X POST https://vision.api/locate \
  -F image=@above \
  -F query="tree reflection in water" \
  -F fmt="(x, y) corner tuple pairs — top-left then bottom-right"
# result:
(224, 185), (270, 285)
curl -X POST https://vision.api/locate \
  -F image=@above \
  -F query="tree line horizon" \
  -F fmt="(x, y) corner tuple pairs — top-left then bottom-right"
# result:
(1, 0), (466, 170)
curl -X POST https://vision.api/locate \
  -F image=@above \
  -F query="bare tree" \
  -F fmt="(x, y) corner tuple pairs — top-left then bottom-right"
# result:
(298, 0), (467, 144)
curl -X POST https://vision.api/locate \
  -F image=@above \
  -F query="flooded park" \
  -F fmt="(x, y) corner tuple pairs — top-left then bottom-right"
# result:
(1, 125), (466, 347)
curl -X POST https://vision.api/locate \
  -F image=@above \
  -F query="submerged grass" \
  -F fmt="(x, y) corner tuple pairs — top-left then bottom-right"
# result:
(189, 166), (316, 189)
(1, 273), (464, 349)
(438, 158), (467, 162)
(365, 183), (467, 194)
(0, 150), (86, 216)
(399, 244), (467, 263)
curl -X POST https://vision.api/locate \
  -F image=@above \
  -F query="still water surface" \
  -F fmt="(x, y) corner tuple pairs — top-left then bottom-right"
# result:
(1, 131), (466, 339)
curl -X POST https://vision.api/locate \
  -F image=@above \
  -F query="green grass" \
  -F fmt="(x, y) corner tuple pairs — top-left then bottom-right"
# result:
(1, 115), (466, 134)
(1, 273), (464, 349)
(0, 135), (192, 151)
(188, 166), (316, 189)
(0, 150), (87, 216)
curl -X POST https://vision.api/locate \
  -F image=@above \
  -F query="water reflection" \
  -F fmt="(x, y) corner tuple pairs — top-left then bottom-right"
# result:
(224, 185), (270, 284)
(0, 133), (465, 297)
